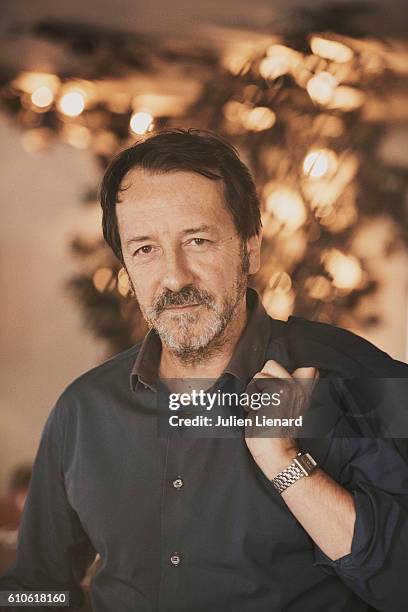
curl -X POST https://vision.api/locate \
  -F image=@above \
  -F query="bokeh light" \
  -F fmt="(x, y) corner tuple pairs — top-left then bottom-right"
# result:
(262, 288), (295, 320)
(307, 72), (338, 105)
(259, 55), (289, 80)
(268, 271), (292, 292)
(130, 111), (153, 134)
(31, 86), (54, 109)
(328, 86), (365, 111)
(93, 268), (116, 293)
(310, 36), (353, 63)
(57, 89), (86, 117)
(321, 249), (362, 289)
(260, 44), (302, 79)
(222, 50), (251, 75)
(265, 187), (307, 232)
(223, 102), (276, 132)
(241, 106), (276, 131)
(303, 149), (338, 178)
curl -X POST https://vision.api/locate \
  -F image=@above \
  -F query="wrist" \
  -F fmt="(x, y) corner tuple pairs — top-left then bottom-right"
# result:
(255, 443), (300, 480)
(269, 450), (300, 479)
(271, 451), (318, 494)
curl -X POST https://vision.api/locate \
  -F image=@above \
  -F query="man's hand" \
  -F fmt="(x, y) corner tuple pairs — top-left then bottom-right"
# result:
(244, 360), (319, 480)
(244, 360), (356, 562)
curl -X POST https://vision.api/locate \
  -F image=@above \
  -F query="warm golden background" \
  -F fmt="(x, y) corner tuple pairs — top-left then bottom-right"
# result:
(0, 0), (407, 498)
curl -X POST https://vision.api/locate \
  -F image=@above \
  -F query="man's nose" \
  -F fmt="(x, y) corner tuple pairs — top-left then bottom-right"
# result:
(161, 248), (195, 293)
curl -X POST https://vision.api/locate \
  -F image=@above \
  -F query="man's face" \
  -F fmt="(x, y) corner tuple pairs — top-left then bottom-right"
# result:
(116, 169), (261, 361)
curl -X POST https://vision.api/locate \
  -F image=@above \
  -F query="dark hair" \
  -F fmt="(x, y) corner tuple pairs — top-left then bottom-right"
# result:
(100, 128), (262, 263)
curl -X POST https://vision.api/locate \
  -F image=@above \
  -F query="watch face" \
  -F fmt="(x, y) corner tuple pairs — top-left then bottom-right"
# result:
(294, 453), (317, 475)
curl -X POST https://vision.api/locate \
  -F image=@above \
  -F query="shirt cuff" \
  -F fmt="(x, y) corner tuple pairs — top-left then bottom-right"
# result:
(313, 487), (373, 577)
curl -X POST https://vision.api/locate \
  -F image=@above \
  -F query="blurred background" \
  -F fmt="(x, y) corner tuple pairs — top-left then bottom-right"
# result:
(0, 0), (408, 529)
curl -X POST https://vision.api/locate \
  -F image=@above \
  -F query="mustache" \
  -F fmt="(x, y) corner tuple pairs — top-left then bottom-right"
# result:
(153, 285), (215, 315)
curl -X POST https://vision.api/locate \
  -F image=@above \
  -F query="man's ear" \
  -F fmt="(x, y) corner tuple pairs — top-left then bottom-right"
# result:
(246, 230), (262, 275)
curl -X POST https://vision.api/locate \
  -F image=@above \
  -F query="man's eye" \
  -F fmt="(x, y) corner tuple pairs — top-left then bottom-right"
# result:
(134, 245), (153, 256)
(190, 238), (209, 246)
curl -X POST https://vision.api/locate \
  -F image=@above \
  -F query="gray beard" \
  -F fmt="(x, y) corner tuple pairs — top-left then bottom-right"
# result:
(152, 294), (241, 365)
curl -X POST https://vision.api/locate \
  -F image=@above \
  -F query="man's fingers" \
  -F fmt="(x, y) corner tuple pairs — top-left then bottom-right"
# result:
(292, 366), (319, 380)
(254, 360), (291, 379)
(254, 361), (319, 382)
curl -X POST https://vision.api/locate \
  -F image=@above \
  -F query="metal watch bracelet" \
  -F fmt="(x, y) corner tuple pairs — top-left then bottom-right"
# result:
(271, 452), (317, 494)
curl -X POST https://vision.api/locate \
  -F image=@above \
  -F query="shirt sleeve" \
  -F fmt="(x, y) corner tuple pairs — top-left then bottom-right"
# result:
(313, 436), (408, 612)
(0, 395), (96, 611)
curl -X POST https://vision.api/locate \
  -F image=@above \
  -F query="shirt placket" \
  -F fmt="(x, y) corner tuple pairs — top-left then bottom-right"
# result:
(155, 376), (241, 611)
(157, 423), (193, 612)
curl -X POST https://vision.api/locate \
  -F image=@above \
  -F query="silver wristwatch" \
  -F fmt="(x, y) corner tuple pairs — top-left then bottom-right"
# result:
(271, 452), (317, 494)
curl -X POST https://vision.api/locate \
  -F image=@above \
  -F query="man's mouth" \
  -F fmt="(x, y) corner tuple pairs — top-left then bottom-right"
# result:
(164, 303), (201, 312)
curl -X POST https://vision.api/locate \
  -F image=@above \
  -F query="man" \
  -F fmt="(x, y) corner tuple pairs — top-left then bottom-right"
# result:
(1, 128), (408, 612)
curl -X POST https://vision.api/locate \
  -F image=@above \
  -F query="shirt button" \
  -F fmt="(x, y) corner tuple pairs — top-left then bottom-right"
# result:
(170, 553), (181, 566)
(172, 477), (184, 489)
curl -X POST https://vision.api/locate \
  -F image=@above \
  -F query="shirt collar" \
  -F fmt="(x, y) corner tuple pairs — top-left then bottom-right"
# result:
(130, 287), (271, 393)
